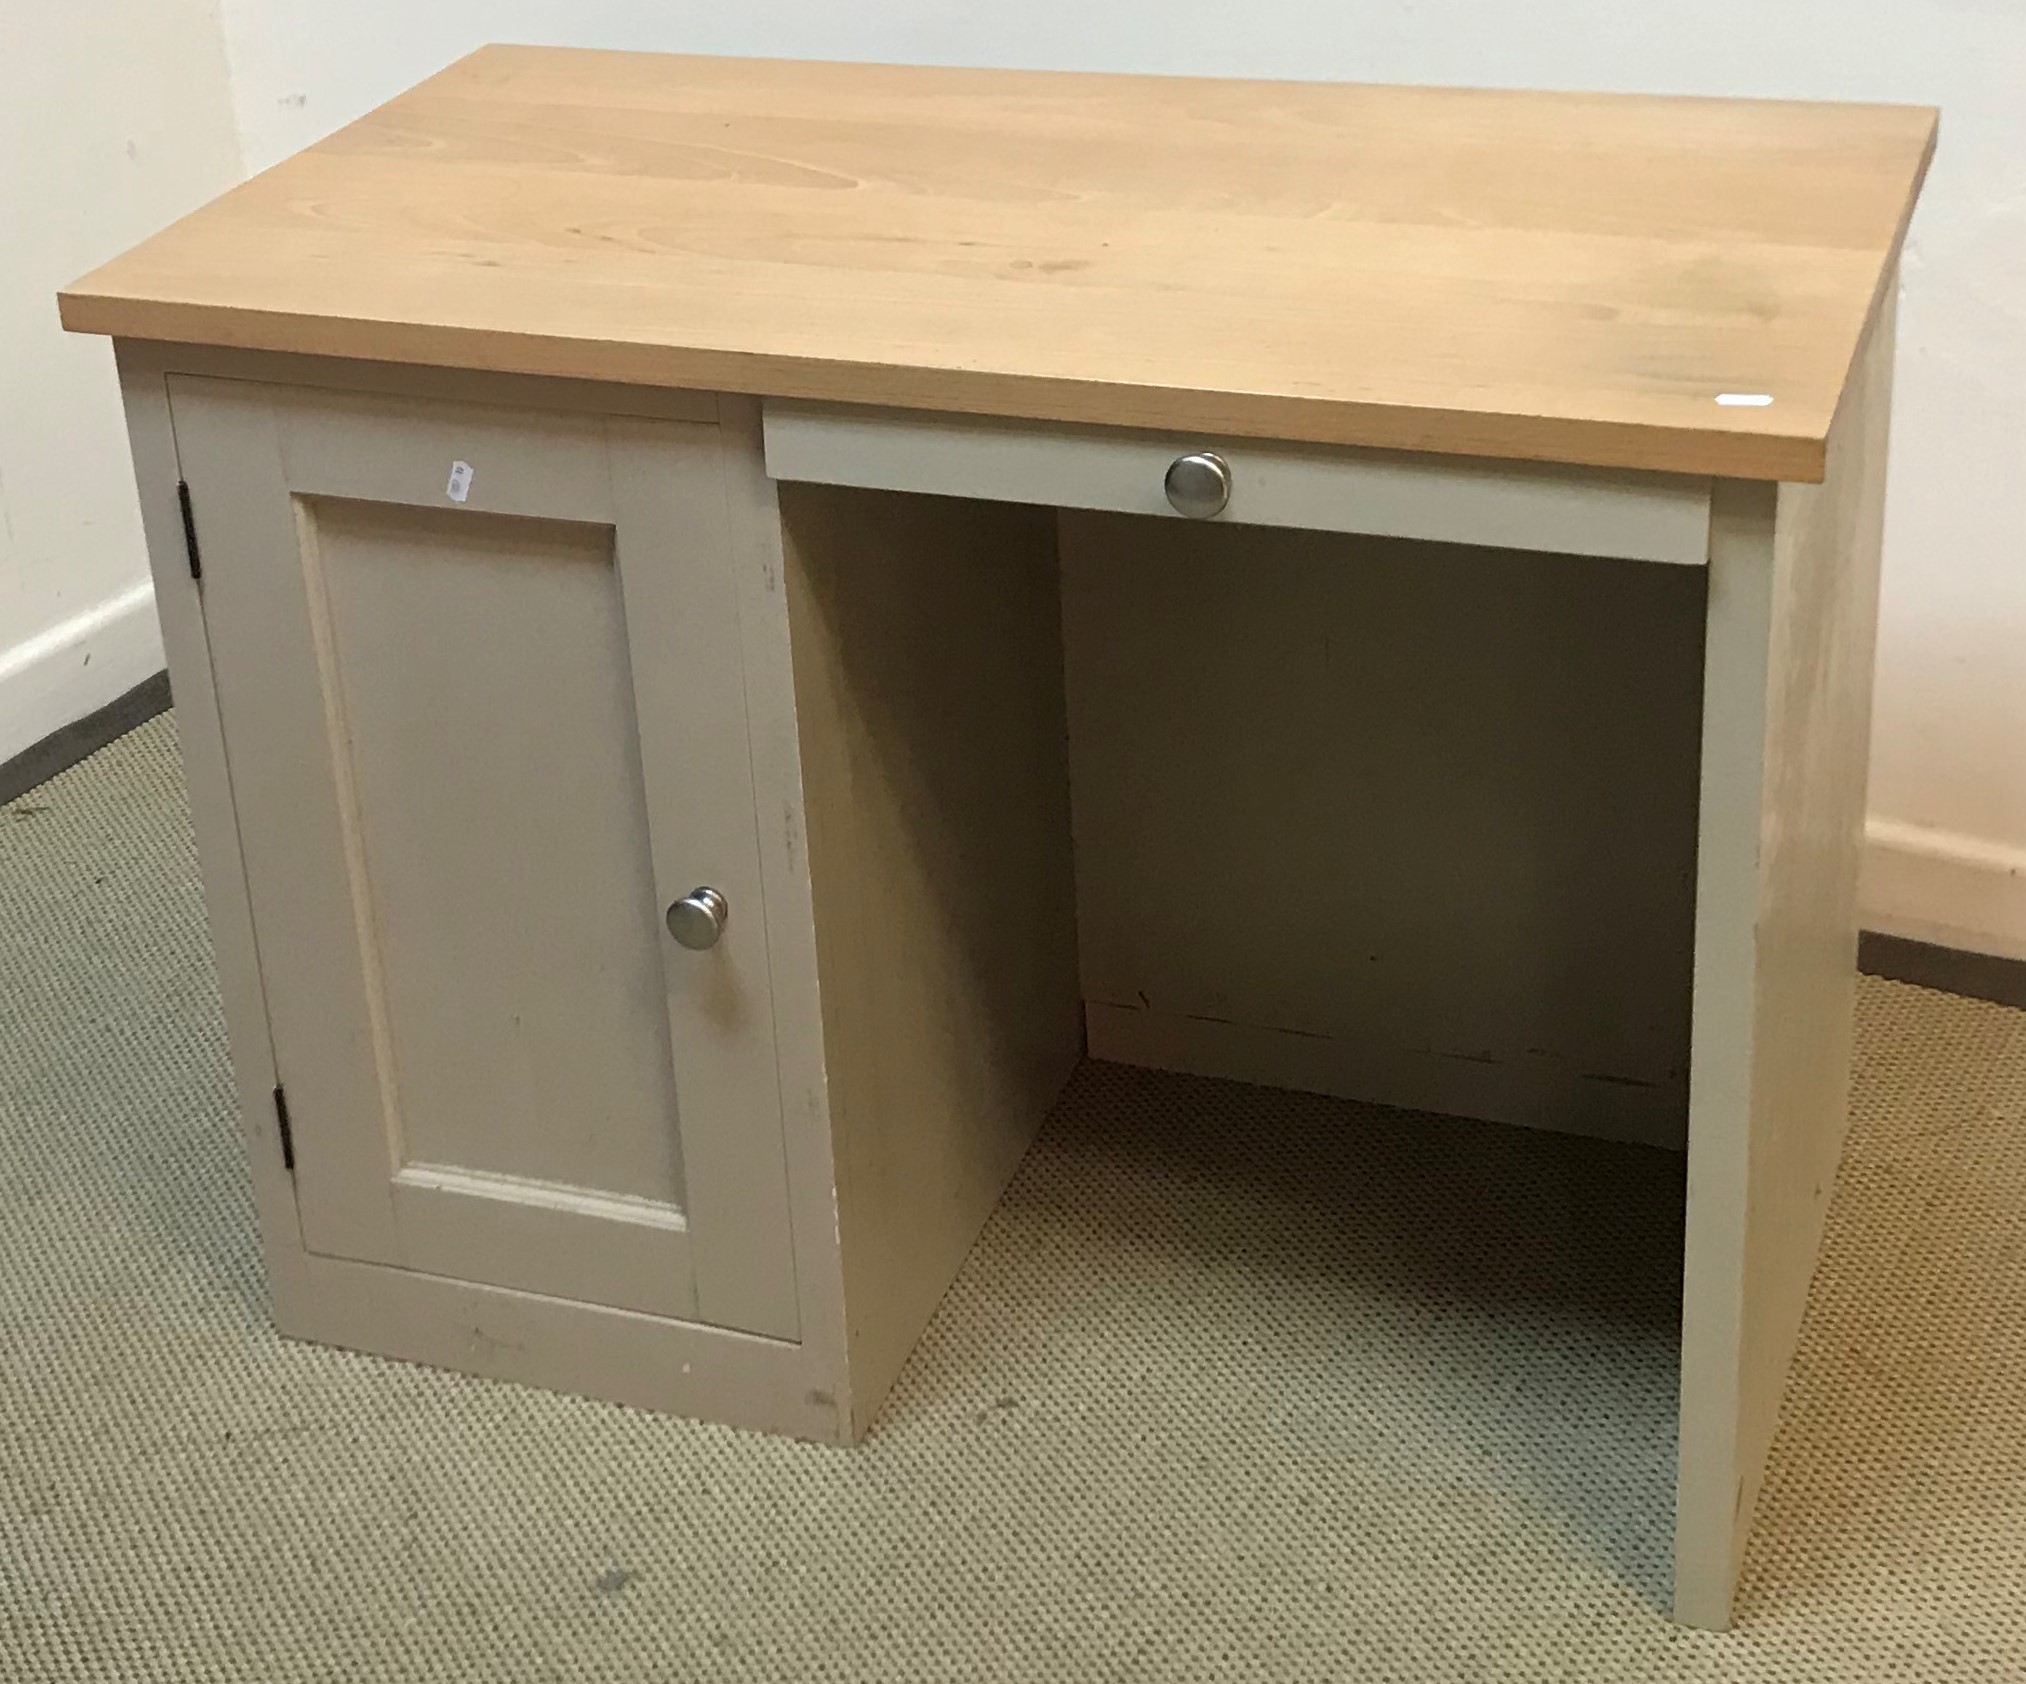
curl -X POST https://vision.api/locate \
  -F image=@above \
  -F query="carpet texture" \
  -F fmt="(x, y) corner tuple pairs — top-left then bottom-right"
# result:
(2, 714), (2022, 1681)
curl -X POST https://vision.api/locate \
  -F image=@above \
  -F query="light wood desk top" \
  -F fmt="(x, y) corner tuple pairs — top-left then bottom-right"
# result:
(61, 47), (1934, 480)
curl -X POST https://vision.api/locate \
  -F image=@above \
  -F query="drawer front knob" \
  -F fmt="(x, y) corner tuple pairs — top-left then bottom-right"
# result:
(1164, 451), (1231, 519)
(666, 885), (729, 950)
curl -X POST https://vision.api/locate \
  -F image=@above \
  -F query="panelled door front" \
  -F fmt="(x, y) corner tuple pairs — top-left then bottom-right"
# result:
(170, 377), (797, 1338)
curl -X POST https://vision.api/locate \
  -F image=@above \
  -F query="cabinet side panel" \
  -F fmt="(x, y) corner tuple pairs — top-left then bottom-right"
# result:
(1734, 294), (1895, 1577)
(1674, 287), (1896, 1628)
(780, 483), (1083, 1434)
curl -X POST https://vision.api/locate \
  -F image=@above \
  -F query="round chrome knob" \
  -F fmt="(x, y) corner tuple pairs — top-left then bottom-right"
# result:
(665, 886), (729, 951)
(1164, 451), (1231, 519)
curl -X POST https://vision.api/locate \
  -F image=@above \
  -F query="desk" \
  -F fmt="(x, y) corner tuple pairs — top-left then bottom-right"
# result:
(62, 47), (1934, 1627)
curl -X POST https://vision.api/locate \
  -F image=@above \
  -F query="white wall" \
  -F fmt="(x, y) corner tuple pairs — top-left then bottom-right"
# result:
(33, 3), (2026, 954)
(0, 0), (243, 765)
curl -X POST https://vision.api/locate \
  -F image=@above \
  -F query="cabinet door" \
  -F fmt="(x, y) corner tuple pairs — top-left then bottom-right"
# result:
(170, 377), (797, 1338)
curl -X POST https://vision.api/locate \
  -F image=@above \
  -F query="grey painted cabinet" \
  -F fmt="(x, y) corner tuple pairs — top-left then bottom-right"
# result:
(116, 320), (1895, 1627)
(169, 377), (798, 1338)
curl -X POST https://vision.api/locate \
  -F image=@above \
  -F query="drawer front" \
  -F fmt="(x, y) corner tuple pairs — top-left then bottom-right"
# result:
(763, 401), (1711, 566)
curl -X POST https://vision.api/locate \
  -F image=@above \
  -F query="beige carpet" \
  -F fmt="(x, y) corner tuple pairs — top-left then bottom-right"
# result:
(3, 714), (2022, 1682)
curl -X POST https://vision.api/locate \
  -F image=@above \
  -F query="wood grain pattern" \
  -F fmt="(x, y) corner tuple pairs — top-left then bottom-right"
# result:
(64, 47), (1932, 479)
(1673, 284), (1896, 1628)
(117, 340), (719, 422)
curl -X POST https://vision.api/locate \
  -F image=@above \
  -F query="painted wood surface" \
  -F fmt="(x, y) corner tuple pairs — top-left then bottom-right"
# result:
(764, 402), (1713, 565)
(1673, 287), (1897, 1628)
(65, 47), (1932, 479)
(711, 398), (857, 1421)
(114, 346), (305, 1273)
(780, 481), (1085, 1435)
(166, 375), (798, 1337)
(1059, 512), (1706, 1149)
(117, 329), (1905, 1623)
(264, 1244), (843, 1443)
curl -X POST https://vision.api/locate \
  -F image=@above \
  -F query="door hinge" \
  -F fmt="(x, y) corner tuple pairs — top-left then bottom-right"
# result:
(272, 1083), (295, 1173)
(176, 479), (202, 581)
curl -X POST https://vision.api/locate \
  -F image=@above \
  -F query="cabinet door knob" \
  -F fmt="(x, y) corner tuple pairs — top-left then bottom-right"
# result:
(1164, 451), (1231, 519)
(666, 886), (729, 950)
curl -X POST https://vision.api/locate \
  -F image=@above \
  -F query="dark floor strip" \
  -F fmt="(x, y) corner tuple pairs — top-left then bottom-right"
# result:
(0, 672), (172, 805)
(1859, 930), (2026, 1013)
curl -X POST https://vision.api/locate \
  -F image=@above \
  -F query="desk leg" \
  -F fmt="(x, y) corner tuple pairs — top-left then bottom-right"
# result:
(1674, 290), (1895, 1627)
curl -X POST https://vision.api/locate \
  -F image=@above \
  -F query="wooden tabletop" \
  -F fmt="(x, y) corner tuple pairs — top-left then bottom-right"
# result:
(61, 47), (1934, 480)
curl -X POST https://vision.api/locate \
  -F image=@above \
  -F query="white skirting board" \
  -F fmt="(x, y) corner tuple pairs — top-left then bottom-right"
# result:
(1861, 817), (2026, 963)
(0, 577), (163, 765)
